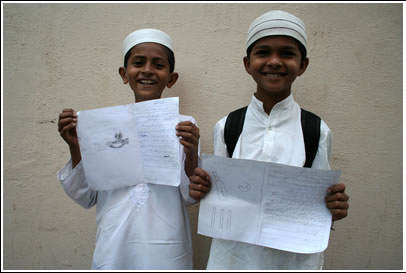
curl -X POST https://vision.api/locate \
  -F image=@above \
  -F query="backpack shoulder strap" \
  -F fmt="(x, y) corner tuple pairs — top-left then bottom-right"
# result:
(224, 106), (321, 168)
(224, 106), (248, 157)
(301, 108), (321, 168)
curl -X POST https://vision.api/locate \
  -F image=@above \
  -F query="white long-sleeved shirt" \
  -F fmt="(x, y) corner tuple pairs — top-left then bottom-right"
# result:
(57, 115), (197, 270)
(206, 94), (332, 270)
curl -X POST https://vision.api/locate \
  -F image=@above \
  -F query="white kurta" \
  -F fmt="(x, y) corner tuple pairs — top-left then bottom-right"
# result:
(207, 94), (333, 270)
(57, 115), (197, 270)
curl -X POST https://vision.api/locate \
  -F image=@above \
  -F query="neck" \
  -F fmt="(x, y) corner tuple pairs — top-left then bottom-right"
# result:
(254, 91), (290, 115)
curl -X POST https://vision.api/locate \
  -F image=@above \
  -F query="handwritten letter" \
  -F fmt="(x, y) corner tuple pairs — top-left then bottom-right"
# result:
(198, 154), (341, 254)
(76, 97), (180, 191)
(134, 98), (180, 185)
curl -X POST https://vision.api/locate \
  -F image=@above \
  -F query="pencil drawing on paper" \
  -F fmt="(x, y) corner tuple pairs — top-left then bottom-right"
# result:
(107, 132), (129, 149)
(238, 182), (251, 192)
(211, 170), (228, 200)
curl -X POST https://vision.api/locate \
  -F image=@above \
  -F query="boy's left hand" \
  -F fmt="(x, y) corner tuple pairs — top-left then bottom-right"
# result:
(176, 121), (200, 177)
(326, 183), (349, 221)
(176, 121), (200, 156)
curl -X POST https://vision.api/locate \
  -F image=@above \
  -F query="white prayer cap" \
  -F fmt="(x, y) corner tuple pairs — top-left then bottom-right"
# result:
(247, 10), (307, 53)
(123, 28), (173, 57)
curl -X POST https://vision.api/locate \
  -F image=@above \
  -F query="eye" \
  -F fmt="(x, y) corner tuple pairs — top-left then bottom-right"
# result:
(281, 50), (296, 57)
(255, 49), (268, 56)
(153, 59), (169, 70)
(133, 60), (145, 67)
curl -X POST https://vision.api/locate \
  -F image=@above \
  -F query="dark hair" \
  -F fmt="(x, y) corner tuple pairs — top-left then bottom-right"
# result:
(124, 44), (175, 73)
(246, 37), (307, 64)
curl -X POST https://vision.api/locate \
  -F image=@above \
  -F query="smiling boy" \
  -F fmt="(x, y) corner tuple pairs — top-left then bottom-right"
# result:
(57, 29), (199, 270)
(244, 35), (308, 112)
(189, 10), (349, 270)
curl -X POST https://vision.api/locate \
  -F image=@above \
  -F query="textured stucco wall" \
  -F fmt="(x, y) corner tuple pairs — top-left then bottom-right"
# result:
(3, 3), (402, 270)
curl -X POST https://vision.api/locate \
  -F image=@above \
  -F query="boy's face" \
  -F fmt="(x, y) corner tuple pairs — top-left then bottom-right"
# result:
(244, 36), (309, 101)
(119, 42), (178, 102)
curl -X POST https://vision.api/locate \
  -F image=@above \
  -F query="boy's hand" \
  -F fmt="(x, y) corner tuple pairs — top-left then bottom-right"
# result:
(326, 183), (349, 221)
(58, 108), (79, 148)
(58, 108), (81, 167)
(189, 168), (211, 201)
(176, 121), (200, 156)
(176, 121), (200, 177)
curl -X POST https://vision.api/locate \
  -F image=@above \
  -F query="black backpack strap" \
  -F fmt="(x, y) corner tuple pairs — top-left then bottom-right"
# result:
(301, 108), (321, 168)
(224, 106), (248, 157)
(224, 106), (321, 168)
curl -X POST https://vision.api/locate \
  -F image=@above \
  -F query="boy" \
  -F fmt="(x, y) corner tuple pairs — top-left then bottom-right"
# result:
(189, 10), (349, 270)
(57, 28), (199, 270)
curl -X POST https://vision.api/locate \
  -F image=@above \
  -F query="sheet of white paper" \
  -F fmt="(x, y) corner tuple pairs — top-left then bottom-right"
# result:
(133, 97), (180, 185)
(198, 154), (341, 254)
(76, 97), (180, 191)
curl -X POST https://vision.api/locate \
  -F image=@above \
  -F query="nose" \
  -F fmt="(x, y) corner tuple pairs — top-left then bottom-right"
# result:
(141, 62), (153, 74)
(267, 54), (282, 68)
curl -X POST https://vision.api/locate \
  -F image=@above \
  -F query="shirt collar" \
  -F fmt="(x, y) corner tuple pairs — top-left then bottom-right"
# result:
(250, 93), (295, 114)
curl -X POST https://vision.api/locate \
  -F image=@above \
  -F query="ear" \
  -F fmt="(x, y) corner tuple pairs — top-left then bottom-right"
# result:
(298, 57), (309, 76)
(166, 72), (179, 88)
(243, 56), (252, 75)
(119, 67), (128, 84)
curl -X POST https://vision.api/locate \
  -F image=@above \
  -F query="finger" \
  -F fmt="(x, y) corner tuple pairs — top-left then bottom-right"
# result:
(193, 168), (211, 180)
(326, 200), (349, 210)
(60, 108), (74, 116)
(176, 127), (200, 139)
(325, 192), (349, 203)
(179, 138), (198, 149)
(189, 190), (206, 201)
(176, 122), (199, 132)
(177, 131), (198, 140)
(176, 124), (194, 133)
(327, 183), (346, 194)
(58, 117), (77, 132)
(177, 121), (194, 127)
(331, 209), (348, 221)
(189, 182), (210, 193)
(59, 116), (76, 124)
(59, 113), (77, 127)
(189, 174), (211, 187)
(60, 122), (77, 135)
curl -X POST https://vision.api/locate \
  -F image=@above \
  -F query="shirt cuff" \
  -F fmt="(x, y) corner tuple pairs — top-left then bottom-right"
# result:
(56, 159), (83, 184)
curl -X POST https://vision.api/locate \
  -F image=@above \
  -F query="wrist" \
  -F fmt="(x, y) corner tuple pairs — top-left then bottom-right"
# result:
(69, 144), (81, 168)
(185, 153), (198, 177)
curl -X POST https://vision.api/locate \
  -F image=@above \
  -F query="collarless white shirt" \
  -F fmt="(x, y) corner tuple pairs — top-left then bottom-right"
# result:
(208, 94), (332, 270)
(57, 114), (197, 270)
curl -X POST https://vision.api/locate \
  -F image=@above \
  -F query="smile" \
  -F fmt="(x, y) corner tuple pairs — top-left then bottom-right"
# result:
(138, 79), (156, 85)
(262, 72), (286, 78)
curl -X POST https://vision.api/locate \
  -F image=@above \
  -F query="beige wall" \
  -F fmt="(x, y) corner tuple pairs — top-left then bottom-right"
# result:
(3, 3), (402, 270)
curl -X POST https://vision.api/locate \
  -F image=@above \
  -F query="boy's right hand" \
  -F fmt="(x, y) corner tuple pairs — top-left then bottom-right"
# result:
(58, 108), (79, 148)
(58, 109), (82, 168)
(189, 168), (212, 201)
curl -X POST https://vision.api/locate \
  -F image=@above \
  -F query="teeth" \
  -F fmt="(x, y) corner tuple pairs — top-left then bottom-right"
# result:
(139, 80), (155, 84)
(267, 73), (281, 76)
